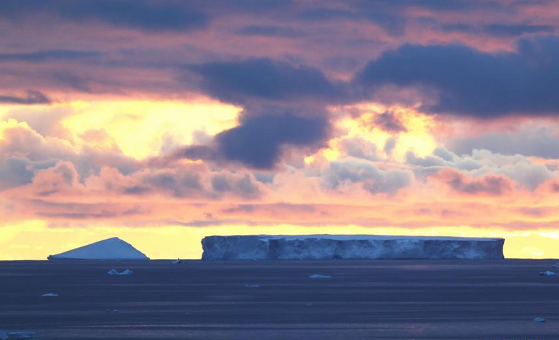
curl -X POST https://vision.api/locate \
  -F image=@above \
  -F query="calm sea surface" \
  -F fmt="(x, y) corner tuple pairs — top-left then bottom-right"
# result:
(1, 259), (558, 339)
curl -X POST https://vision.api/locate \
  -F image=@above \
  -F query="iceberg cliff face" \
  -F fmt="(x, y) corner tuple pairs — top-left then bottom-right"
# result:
(202, 235), (505, 260)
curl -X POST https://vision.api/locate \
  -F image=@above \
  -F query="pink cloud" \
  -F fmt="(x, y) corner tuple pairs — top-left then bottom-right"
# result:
(434, 167), (514, 196)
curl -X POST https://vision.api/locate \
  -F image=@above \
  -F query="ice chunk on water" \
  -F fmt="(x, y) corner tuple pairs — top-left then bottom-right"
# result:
(309, 274), (332, 279)
(539, 270), (556, 276)
(41, 293), (58, 297)
(0, 330), (35, 339)
(534, 317), (546, 323)
(107, 269), (133, 275)
(245, 284), (260, 288)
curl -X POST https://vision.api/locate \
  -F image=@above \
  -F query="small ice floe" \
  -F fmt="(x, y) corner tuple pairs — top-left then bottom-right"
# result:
(309, 274), (332, 279)
(244, 284), (260, 288)
(534, 317), (546, 323)
(0, 330), (35, 339)
(553, 263), (559, 268)
(41, 293), (58, 297)
(539, 270), (556, 276)
(172, 258), (182, 264)
(107, 269), (133, 275)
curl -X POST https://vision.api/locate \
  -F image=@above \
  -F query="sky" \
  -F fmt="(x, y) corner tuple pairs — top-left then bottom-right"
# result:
(2, 0), (559, 259)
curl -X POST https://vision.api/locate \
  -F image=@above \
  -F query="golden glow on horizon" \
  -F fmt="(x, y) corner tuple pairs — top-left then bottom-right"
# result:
(59, 100), (241, 159)
(314, 104), (437, 163)
(0, 99), (241, 160)
(0, 220), (558, 260)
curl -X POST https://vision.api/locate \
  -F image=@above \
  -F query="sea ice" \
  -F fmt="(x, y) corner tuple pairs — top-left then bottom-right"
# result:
(48, 237), (149, 261)
(107, 269), (133, 275)
(309, 274), (332, 279)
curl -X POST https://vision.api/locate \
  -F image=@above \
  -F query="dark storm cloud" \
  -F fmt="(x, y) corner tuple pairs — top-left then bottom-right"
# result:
(374, 112), (407, 133)
(184, 58), (340, 104)
(53, 72), (92, 93)
(299, 0), (507, 35)
(483, 24), (555, 36)
(0, 0), (209, 32)
(442, 23), (555, 36)
(0, 50), (100, 63)
(366, 0), (506, 11)
(298, 6), (406, 36)
(235, 25), (302, 38)
(0, 90), (50, 105)
(181, 113), (330, 169)
(355, 36), (559, 117)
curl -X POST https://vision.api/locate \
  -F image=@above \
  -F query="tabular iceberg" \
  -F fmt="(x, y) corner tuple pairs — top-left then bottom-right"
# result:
(202, 235), (505, 260)
(48, 237), (150, 261)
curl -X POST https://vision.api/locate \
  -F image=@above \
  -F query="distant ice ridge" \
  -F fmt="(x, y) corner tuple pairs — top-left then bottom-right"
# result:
(202, 235), (505, 260)
(48, 237), (149, 261)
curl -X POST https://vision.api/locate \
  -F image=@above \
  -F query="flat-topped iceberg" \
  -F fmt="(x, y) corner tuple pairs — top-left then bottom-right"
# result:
(202, 235), (505, 260)
(48, 237), (149, 261)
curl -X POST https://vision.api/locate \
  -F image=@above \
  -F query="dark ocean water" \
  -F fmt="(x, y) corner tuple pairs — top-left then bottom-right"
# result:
(0, 259), (558, 340)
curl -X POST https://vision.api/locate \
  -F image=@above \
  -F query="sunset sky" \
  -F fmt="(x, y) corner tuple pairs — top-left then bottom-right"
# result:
(2, 0), (559, 259)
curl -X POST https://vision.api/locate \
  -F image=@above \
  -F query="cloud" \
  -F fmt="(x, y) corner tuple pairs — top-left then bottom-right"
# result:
(184, 58), (340, 104)
(30, 161), (81, 196)
(0, 90), (50, 105)
(337, 137), (381, 161)
(0, 50), (100, 63)
(52, 72), (92, 93)
(0, 157), (40, 190)
(0, 120), (140, 188)
(0, 0), (209, 33)
(235, 25), (301, 38)
(483, 24), (555, 37)
(0, 121), (265, 203)
(447, 125), (559, 159)
(434, 167), (514, 196)
(409, 148), (557, 190)
(354, 36), (559, 117)
(181, 112), (331, 169)
(81, 164), (263, 200)
(322, 158), (413, 194)
(211, 173), (261, 199)
(298, 0), (506, 35)
(373, 112), (407, 133)
(442, 23), (555, 37)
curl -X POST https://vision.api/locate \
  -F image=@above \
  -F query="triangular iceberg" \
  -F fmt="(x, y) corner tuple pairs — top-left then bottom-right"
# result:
(48, 237), (150, 261)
